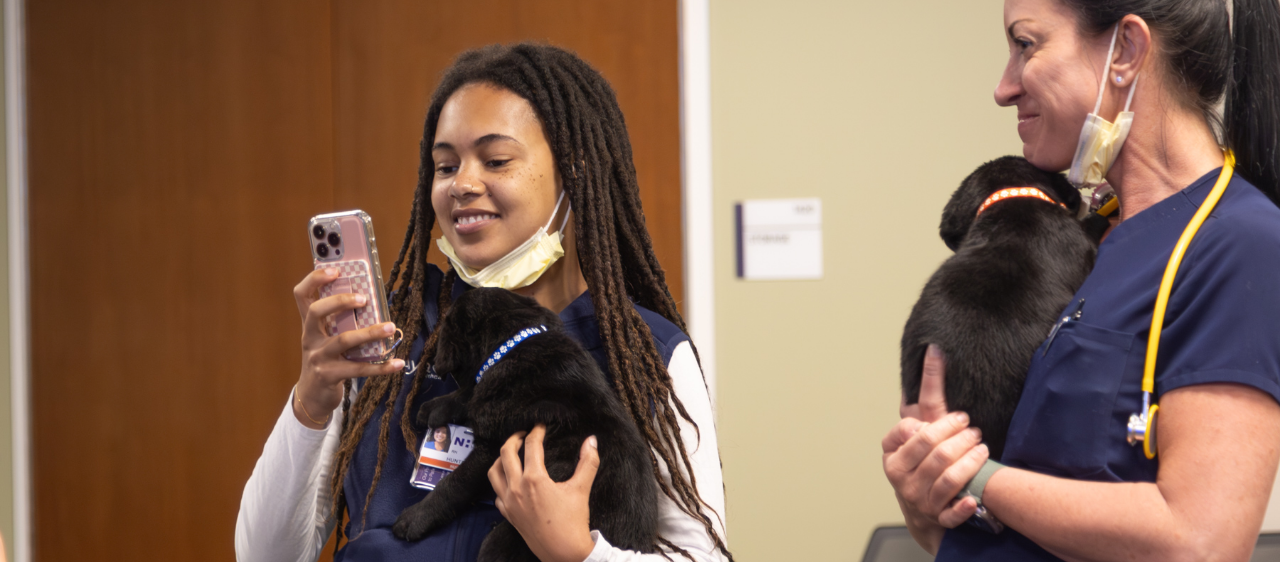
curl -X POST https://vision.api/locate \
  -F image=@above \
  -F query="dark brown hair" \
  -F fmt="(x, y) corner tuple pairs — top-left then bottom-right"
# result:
(1060, 0), (1280, 202)
(328, 43), (731, 560)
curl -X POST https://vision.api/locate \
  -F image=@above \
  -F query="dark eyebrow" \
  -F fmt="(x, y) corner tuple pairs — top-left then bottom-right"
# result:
(475, 133), (521, 148)
(431, 134), (522, 152)
(1007, 18), (1031, 40)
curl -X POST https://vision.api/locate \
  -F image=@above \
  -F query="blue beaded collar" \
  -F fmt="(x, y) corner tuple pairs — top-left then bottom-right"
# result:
(475, 325), (549, 383)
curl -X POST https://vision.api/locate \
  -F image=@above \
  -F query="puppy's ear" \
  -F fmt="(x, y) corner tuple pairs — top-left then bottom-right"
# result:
(434, 289), (488, 370)
(1041, 171), (1081, 215)
(940, 158), (1012, 251)
(939, 196), (973, 252)
(442, 291), (479, 335)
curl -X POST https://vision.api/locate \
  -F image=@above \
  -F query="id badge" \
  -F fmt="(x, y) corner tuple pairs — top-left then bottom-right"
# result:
(410, 424), (475, 490)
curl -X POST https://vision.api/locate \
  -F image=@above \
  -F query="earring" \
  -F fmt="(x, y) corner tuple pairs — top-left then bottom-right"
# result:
(1115, 75), (1124, 85)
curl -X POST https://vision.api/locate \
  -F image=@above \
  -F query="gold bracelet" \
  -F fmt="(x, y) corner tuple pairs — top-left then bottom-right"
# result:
(293, 384), (332, 426)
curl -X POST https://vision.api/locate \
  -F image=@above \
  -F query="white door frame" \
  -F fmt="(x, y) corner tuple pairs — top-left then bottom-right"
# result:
(5, 0), (31, 559)
(679, 0), (716, 403)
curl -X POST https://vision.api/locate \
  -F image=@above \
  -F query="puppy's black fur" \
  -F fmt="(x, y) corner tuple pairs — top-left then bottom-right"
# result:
(901, 156), (1098, 459)
(392, 288), (658, 560)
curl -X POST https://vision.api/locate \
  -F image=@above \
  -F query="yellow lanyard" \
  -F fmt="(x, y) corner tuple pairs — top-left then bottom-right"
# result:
(1132, 150), (1235, 459)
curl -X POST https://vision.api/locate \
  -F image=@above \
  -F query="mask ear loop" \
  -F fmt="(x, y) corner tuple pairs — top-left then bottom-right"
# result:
(1092, 25), (1121, 115)
(543, 190), (567, 231)
(557, 201), (572, 233)
(1095, 24), (1140, 115)
(1121, 73), (1140, 112)
(544, 190), (571, 235)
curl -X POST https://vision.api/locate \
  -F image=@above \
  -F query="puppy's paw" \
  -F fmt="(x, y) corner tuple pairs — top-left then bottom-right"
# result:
(426, 405), (455, 430)
(417, 394), (459, 429)
(392, 502), (438, 542)
(413, 401), (435, 431)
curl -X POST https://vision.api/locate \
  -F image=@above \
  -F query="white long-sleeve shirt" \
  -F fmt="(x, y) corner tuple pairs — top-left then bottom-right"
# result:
(236, 341), (728, 562)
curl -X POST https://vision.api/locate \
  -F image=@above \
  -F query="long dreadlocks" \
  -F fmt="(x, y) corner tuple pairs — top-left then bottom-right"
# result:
(327, 43), (731, 560)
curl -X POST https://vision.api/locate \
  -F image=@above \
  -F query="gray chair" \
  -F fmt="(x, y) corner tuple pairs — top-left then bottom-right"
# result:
(862, 526), (933, 562)
(1254, 533), (1280, 562)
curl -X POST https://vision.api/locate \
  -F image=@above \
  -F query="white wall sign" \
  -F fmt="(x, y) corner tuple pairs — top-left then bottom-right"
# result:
(735, 198), (823, 280)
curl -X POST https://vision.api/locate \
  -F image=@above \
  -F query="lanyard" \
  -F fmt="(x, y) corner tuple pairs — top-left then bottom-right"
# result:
(1129, 150), (1235, 459)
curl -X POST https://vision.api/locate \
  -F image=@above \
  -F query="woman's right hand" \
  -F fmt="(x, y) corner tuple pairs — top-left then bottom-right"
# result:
(292, 267), (405, 429)
(881, 345), (988, 554)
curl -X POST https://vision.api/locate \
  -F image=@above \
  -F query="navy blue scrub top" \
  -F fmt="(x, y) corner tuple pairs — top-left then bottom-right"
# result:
(334, 266), (690, 562)
(937, 169), (1280, 561)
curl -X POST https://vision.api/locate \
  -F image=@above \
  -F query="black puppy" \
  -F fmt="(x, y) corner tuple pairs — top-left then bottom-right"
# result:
(900, 156), (1099, 459)
(392, 288), (658, 560)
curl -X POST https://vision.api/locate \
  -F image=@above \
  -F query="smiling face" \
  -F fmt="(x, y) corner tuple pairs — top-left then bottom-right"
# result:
(433, 427), (449, 443)
(995, 0), (1115, 171)
(430, 83), (564, 270)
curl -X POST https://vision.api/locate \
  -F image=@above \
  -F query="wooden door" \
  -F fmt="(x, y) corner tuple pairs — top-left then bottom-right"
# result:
(26, 1), (680, 560)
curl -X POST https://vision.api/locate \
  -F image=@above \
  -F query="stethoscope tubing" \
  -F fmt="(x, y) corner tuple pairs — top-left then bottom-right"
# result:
(1131, 150), (1235, 459)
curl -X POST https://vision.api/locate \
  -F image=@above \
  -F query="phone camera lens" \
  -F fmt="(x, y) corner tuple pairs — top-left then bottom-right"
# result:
(328, 232), (341, 247)
(316, 243), (329, 258)
(313, 225), (326, 239)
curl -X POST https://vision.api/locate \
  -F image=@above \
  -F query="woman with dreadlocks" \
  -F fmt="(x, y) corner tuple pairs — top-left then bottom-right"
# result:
(236, 44), (731, 562)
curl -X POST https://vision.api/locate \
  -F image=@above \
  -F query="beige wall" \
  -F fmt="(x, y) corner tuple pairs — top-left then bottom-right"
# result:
(710, 1), (1021, 558)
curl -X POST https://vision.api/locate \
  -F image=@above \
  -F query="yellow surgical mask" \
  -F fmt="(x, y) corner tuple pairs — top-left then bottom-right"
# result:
(437, 191), (570, 290)
(1068, 25), (1139, 190)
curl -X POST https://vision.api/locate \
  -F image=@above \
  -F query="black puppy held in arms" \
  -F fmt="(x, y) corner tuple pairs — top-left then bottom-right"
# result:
(901, 156), (1099, 459)
(392, 287), (658, 560)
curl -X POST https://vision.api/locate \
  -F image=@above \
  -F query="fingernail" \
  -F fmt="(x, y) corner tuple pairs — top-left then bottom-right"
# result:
(956, 412), (969, 425)
(354, 295), (367, 305)
(383, 323), (396, 334)
(968, 427), (982, 440)
(587, 436), (597, 449)
(927, 344), (944, 359)
(325, 268), (338, 276)
(978, 443), (990, 457)
(391, 359), (405, 370)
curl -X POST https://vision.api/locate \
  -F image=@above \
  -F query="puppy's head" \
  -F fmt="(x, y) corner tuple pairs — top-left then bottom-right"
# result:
(433, 287), (562, 385)
(939, 156), (1080, 251)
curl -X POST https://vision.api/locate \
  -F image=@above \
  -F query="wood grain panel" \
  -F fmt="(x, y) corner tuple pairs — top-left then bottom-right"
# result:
(329, 0), (684, 306)
(27, 1), (335, 560)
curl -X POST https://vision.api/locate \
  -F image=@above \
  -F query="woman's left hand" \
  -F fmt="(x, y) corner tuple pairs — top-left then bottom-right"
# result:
(489, 425), (599, 562)
(882, 345), (987, 553)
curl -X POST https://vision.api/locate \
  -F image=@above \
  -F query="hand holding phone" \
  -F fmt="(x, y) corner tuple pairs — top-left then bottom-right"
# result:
(291, 268), (403, 429)
(308, 210), (402, 362)
(290, 210), (404, 428)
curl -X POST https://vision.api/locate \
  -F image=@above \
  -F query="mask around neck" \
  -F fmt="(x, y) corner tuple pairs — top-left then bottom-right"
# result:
(436, 191), (571, 290)
(1068, 24), (1139, 190)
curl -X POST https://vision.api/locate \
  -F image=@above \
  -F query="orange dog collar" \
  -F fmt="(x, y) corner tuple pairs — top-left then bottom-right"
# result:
(976, 187), (1066, 217)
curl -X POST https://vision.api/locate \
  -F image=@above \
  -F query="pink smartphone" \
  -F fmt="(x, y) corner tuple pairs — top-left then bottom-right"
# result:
(309, 210), (401, 363)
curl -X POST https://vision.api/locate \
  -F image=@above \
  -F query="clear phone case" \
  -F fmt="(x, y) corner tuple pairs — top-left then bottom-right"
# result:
(308, 210), (401, 362)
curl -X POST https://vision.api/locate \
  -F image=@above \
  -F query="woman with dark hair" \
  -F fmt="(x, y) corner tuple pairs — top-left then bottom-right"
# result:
(236, 44), (731, 562)
(426, 426), (450, 452)
(883, 0), (1280, 560)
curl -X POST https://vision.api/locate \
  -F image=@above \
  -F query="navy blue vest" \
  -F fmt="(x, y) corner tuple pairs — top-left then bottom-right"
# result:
(335, 266), (688, 562)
